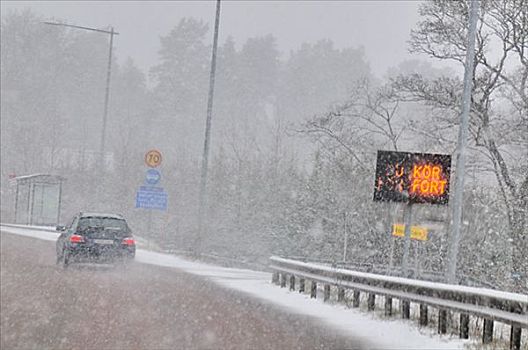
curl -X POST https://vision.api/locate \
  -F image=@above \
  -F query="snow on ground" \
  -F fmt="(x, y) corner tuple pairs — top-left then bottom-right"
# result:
(1, 224), (468, 349)
(0, 224), (162, 251)
(1, 224), (60, 241)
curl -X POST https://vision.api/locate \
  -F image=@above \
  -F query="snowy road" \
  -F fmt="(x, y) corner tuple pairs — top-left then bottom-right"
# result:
(0, 231), (366, 350)
(1, 226), (468, 349)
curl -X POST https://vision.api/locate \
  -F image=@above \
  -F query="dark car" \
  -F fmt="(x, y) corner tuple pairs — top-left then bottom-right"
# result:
(56, 212), (135, 267)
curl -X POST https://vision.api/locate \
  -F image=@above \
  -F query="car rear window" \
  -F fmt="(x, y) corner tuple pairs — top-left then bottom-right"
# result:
(78, 217), (129, 235)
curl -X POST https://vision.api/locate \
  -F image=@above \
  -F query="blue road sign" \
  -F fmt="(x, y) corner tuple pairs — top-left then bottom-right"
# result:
(139, 186), (163, 192)
(136, 186), (167, 210)
(145, 169), (161, 185)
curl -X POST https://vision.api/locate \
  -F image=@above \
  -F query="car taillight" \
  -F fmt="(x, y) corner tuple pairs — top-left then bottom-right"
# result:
(70, 234), (84, 243)
(122, 238), (135, 246)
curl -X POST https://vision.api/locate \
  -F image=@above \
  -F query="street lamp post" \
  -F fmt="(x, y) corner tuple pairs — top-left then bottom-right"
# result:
(196, 0), (222, 255)
(43, 21), (118, 172)
(446, 0), (480, 284)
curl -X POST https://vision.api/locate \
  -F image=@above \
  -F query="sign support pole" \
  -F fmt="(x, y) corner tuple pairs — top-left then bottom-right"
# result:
(343, 211), (348, 263)
(388, 203), (396, 275)
(56, 180), (62, 226)
(14, 181), (19, 224)
(414, 240), (420, 278)
(401, 202), (413, 277)
(147, 209), (152, 250)
(388, 234), (395, 275)
(29, 183), (35, 225)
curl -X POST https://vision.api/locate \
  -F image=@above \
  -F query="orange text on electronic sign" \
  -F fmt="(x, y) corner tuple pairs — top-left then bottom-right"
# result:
(410, 164), (447, 196)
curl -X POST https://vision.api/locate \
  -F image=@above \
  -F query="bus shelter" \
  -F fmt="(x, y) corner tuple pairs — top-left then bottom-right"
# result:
(14, 174), (65, 226)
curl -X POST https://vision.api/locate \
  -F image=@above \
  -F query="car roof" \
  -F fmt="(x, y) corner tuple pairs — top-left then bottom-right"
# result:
(79, 212), (124, 220)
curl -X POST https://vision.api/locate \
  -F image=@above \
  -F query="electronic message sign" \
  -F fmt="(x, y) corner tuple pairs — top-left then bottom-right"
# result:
(373, 150), (451, 205)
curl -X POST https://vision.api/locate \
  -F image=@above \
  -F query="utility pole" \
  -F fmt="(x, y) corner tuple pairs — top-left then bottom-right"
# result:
(197, 0), (222, 255)
(43, 21), (118, 173)
(446, 0), (480, 284)
(100, 27), (116, 173)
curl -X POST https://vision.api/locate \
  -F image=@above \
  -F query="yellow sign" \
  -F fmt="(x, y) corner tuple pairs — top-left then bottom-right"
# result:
(392, 224), (428, 241)
(145, 149), (162, 168)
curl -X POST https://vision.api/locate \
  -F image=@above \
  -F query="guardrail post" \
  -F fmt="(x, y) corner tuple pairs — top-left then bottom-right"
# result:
(289, 275), (295, 291)
(419, 304), (428, 326)
(310, 281), (317, 299)
(352, 291), (360, 308)
(510, 326), (521, 350)
(337, 288), (345, 302)
(401, 300), (410, 319)
(483, 318), (493, 344)
(438, 310), (447, 334)
(459, 314), (469, 339)
(385, 297), (392, 316)
(367, 293), (375, 311)
(324, 284), (330, 302)
(280, 273), (286, 288)
(299, 278), (305, 293)
(272, 272), (279, 285)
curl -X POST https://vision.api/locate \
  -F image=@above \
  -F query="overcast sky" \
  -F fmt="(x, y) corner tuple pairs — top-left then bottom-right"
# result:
(2, 1), (424, 79)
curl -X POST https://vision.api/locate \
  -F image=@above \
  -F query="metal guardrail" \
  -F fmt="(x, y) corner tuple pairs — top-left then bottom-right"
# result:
(270, 256), (528, 350)
(281, 255), (497, 289)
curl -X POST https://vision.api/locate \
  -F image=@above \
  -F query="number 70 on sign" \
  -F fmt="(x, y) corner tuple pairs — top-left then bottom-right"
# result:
(145, 150), (162, 168)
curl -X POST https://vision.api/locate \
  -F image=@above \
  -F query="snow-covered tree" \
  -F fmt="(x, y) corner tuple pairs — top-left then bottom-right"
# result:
(392, 0), (527, 291)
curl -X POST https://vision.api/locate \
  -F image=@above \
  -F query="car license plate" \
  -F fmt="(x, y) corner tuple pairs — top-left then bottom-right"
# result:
(94, 239), (114, 245)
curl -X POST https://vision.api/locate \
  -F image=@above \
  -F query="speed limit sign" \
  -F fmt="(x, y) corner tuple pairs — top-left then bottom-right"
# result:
(145, 149), (162, 168)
